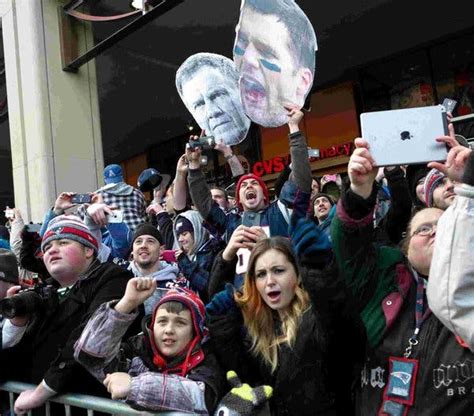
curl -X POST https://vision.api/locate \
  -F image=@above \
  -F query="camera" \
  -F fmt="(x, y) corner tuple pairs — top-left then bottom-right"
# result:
(0, 282), (58, 319)
(107, 210), (123, 223)
(188, 136), (215, 150)
(308, 148), (320, 158)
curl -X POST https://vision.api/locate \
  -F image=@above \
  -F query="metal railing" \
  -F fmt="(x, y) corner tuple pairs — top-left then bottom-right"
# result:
(0, 381), (179, 415)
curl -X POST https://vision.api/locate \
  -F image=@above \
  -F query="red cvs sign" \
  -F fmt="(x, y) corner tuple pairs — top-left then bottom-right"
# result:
(252, 142), (353, 177)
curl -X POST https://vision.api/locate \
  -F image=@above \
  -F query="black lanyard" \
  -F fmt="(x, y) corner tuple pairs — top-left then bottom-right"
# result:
(404, 271), (431, 358)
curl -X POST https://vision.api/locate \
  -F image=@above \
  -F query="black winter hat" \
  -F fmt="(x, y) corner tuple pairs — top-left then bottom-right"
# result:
(312, 193), (335, 206)
(132, 223), (163, 245)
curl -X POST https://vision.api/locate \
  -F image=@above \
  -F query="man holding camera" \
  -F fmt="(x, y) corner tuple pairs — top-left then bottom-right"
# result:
(0, 215), (135, 414)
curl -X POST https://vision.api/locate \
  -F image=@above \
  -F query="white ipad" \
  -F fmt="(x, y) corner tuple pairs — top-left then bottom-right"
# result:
(360, 105), (448, 167)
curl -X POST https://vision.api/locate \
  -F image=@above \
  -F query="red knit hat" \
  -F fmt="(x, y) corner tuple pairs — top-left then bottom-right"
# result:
(235, 174), (269, 210)
(148, 288), (206, 376)
(423, 168), (445, 208)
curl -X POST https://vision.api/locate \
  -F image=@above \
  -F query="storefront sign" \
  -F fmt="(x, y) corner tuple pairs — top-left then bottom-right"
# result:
(251, 141), (353, 177)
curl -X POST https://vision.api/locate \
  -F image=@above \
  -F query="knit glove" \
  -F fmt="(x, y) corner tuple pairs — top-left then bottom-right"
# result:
(290, 217), (331, 259)
(214, 371), (273, 416)
(206, 283), (237, 316)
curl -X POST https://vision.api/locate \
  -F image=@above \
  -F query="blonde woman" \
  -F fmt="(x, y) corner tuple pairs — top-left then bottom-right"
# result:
(206, 219), (365, 415)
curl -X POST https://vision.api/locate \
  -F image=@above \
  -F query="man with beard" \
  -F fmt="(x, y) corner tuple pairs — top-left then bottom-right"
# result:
(185, 107), (312, 241)
(234, 0), (317, 127)
(127, 224), (183, 315)
(423, 168), (456, 210)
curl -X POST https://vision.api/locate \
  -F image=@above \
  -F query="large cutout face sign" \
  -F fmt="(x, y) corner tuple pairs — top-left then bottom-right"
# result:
(176, 53), (251, 146)
(234, 0), (317, 127)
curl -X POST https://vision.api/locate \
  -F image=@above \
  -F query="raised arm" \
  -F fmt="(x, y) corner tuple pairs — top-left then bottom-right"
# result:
(214, 141), (245, 177)
(173, 154), (189, 211)
(74, 277), (155, 381)
(286, 106), (312, 194)
(381, 166), (412, 245)
(331, 138), (403, 346)
(186, 143), (232, 237)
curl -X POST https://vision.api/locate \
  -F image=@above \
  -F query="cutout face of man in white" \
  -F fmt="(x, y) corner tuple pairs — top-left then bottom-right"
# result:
(176, 53), (250, 146)
(234, 0), (317, 127)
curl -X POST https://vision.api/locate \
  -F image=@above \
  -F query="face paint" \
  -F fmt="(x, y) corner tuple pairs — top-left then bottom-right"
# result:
(234, 1), (317, 127)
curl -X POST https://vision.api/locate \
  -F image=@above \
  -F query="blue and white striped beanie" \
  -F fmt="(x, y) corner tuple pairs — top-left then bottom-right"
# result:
(41, 215), (98, 254)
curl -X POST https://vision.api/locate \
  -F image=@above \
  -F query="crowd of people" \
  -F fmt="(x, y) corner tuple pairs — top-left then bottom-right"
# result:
(0, 0), (471, 413)
(0, 104), (473, 416)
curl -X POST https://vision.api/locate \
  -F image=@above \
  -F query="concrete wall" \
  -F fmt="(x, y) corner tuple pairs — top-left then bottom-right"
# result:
(1, 0), (104, 222)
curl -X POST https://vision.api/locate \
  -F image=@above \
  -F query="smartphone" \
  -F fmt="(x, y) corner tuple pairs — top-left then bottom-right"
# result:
(308, 148), (320, 158)
(107, 210), (123, 223)
(188, 136), (215, 150)
(241, 211), (261, 227)
(442, 98), (457, 114)
(25, 223), (42, 233)
(71, 194), (92, 204)
(161, 250), (177, 263)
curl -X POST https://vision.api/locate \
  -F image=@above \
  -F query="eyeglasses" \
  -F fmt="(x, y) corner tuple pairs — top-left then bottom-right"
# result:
(411, 222), (438, 237)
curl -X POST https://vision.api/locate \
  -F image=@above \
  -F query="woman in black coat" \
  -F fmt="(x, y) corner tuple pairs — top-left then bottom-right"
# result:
(206, 218), (366, 416)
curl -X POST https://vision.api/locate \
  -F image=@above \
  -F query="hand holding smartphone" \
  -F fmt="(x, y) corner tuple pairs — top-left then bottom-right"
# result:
(107, 210), (123, 223)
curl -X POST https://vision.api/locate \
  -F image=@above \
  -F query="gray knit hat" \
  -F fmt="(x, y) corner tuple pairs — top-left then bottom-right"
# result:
(41, 215), (98, 254)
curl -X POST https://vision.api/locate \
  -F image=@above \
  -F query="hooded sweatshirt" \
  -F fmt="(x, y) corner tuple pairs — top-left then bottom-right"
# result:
(173, 210), (209, 261)
(173, 210), (224, 302)
(99, 182), (134, 196)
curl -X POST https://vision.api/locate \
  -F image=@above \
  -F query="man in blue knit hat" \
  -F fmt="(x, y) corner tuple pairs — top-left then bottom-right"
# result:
(79, 164), (147, 232)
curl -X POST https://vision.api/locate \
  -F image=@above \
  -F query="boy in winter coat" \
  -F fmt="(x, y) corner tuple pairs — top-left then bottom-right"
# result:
(74, 277), (224, 414)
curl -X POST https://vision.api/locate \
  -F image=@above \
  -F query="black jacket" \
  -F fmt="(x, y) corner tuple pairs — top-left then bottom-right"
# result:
(208, 256), (366, 416)
(0, 260), (136, 395)
(372, 167), (412, 246)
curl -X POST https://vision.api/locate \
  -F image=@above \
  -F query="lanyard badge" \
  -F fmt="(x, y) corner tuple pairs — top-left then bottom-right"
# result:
(379, 272), (427, 416)
(379, 356), (419, 416)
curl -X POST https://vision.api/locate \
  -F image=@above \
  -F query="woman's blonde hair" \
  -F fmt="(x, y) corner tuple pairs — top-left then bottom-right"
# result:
(235, 237), (310, 373)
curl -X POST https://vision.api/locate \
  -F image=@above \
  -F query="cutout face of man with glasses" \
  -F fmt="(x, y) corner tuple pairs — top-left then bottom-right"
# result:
(234, 0), (317, 127)
(176, 53), (250, 146)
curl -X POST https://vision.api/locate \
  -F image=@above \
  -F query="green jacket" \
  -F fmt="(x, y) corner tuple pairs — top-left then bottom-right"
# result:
(331, 190), (406, 347)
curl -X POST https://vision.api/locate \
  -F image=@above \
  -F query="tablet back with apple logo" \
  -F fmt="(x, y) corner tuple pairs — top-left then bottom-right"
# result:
(360, 105), (448, 167)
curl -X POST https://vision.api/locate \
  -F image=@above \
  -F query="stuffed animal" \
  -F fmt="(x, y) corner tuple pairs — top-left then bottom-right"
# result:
(214, 371), (273, 416)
